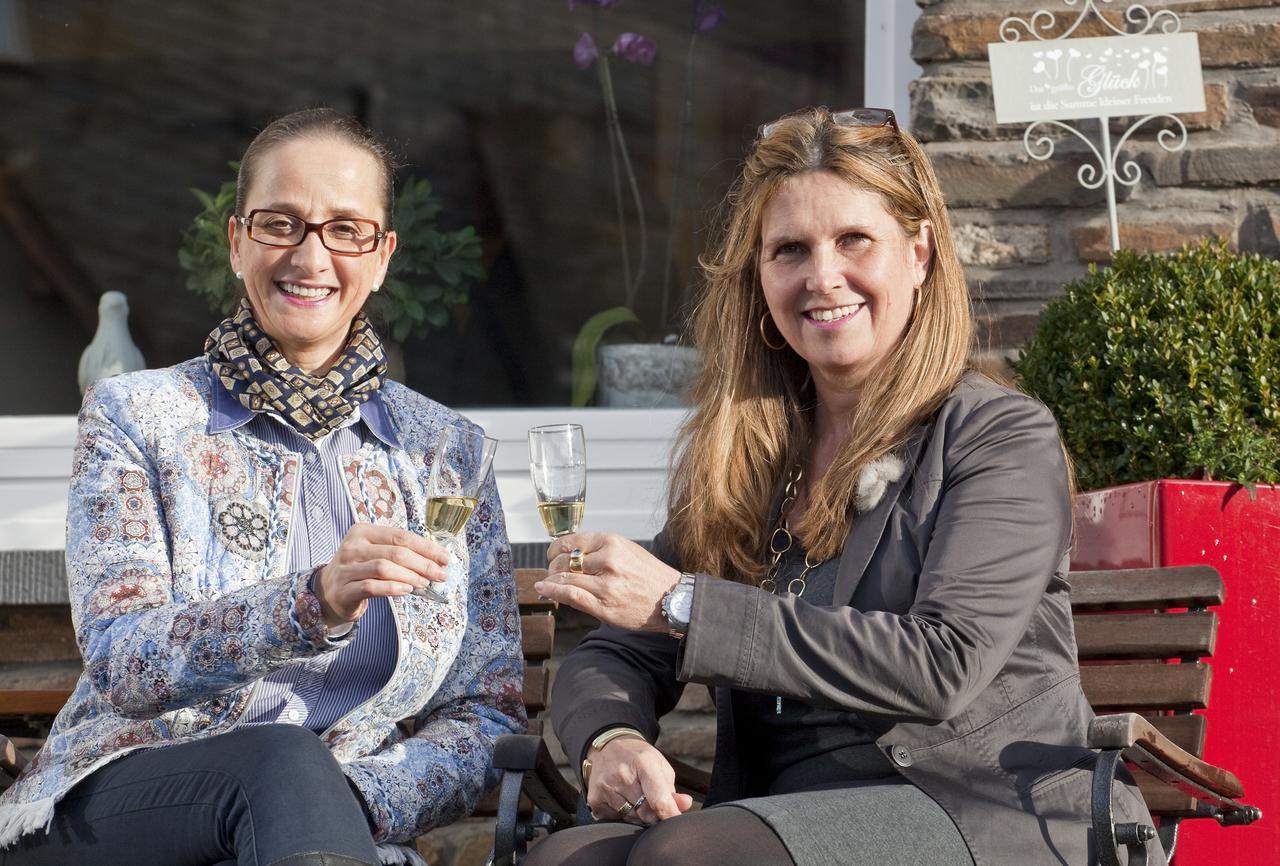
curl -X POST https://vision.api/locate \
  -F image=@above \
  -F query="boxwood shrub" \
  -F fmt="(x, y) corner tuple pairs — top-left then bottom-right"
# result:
(1014, 239), (1280, 492)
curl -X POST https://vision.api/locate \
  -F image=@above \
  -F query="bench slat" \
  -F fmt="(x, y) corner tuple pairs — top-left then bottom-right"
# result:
(520, 615), (554, 661)
(516, 569), (555, 612)
(1079, 663), (1212, 711)
(523, 667), (549, 714)
(0, 606), (77, 663)
(1073, 612), (1217, 660)
(0, 689), (72, 716)
(1069, 566), (1223, 612)
(1145, 713), (1206, 758)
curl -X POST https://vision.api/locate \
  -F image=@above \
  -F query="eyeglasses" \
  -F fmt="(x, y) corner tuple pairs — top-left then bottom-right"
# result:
(757, 107), (898, 140)
(236, 209), (388, 256)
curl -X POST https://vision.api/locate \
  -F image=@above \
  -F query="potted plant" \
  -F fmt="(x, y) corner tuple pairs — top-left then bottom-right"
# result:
(1015, 238), (1280, 863)
(567, 0), (723, 407)
(178, 164), (484, 379)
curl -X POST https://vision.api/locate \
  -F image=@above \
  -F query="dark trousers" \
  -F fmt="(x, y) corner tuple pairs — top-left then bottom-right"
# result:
(1, 724), (381, 866)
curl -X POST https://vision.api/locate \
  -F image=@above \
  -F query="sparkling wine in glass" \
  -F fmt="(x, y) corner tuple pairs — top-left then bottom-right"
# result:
(418, 424), (497, 600)
(528, 424), (586, 538)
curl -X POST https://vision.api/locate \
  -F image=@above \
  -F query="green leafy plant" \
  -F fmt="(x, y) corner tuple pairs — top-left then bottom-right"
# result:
(570, 305), (640, 406)
(178, 169), (483, 343)
(178, 162), (242, 313)
(1014, 239), (1280, 492)
(379, 177), (484, 342)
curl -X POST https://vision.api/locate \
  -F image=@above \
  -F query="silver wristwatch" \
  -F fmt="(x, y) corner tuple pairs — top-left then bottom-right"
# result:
(660, 573), (697, 639)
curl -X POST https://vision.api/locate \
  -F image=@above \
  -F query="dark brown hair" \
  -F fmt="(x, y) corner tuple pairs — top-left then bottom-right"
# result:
(236, 108), (399, 228)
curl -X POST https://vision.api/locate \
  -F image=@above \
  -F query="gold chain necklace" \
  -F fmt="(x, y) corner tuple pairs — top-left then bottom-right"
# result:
(761, 463), (829, 716)
(760, 464), (823, 598)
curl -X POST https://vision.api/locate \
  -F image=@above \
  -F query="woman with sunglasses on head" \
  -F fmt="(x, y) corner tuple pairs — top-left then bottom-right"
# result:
(0, 109), (524, 866)
(526, 107), (1163, 866)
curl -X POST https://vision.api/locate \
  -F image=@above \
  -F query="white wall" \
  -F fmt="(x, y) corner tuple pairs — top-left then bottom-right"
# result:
(0, 409), (685, 551)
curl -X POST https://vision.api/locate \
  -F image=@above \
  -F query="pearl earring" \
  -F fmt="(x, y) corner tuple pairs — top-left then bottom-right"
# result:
(372, 283), (382, 293)
(235, 271), (243, 280)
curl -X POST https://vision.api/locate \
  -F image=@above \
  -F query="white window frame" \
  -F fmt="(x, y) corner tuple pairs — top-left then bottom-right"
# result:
(863, 0), (923, 131)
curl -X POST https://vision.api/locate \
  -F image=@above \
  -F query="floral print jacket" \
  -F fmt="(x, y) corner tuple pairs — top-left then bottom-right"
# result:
(0, 357), (526, 848)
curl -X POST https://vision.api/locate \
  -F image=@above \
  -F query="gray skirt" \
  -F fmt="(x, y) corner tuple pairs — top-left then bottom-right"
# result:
(718, 778), (974, 866)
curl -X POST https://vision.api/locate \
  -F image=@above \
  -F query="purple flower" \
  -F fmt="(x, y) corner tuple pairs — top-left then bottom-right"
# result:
(612, 32), (657, 65)
(697, 3), (724, 33)
(573, 32), (599, 69)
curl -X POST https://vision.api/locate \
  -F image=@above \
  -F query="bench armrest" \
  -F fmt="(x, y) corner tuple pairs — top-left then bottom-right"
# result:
(493, 733), (581, 821)
(0, 734), (29, 781)
(1089, 712), (1244, 799)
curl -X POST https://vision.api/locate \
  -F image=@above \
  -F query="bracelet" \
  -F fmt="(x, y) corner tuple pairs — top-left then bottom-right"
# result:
(581, 727), (647, 786)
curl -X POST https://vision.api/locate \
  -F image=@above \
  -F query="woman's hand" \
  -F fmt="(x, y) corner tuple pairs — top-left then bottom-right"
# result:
(315, 524), (450, 626)
(585, 737), (695, 825)
(534, 533), (681, 632)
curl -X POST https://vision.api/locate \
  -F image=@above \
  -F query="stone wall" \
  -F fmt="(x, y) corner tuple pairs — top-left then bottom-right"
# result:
(910, 0), (1280, 359)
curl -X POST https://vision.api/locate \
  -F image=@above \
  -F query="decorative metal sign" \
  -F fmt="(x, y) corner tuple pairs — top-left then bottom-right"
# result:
(990, 33), (1203, 122)
(987, 2), (1204, 251)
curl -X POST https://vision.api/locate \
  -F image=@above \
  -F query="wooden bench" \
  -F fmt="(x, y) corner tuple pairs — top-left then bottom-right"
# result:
(491, 565), (1261, 866)
(2, 566), (1262, 864)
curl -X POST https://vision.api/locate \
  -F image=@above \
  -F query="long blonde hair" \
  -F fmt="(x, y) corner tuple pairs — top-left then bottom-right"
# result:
(666, 107), (973, 584)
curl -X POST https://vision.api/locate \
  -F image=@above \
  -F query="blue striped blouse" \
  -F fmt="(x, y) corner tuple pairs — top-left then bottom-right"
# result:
(209, 378), (399, 733)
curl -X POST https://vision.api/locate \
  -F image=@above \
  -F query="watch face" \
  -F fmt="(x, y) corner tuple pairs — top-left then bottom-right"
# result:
(669, 586), (694, 621)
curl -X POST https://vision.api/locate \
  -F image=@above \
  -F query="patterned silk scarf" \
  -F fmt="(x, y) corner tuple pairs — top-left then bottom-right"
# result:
(205, 299), (388, 440)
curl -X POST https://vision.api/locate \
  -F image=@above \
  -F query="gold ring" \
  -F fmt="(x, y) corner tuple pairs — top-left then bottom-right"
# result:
(569, 547), (584, 573)
(616, 799), (635, 817)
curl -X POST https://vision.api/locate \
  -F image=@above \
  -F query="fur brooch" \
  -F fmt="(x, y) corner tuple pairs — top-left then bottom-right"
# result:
(854, 453), (906, 513)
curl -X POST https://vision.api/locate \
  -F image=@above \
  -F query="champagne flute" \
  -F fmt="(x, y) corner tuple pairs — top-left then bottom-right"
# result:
(419, 424), (497, 601)
(528, 424), (586, 538)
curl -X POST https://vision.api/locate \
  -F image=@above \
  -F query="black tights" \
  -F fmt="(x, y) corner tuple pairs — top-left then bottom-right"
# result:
(521, 806), (795, 866)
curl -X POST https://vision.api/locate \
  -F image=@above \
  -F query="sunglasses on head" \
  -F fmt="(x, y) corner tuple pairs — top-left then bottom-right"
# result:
(757, 107), (898, 140)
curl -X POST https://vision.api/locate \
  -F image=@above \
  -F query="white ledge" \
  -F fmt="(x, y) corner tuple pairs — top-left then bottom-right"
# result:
(0, 410), (684, 551)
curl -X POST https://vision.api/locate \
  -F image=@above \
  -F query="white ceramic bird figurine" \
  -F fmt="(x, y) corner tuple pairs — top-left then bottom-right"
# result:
(78, 291), (146, 394)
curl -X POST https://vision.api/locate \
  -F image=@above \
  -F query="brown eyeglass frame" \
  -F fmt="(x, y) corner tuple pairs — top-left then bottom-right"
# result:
(236, 209), (388, 256)
(757, 107), (899, 140)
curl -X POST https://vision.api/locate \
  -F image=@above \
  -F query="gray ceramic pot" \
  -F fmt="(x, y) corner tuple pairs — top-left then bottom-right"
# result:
(597, 343), (700, 408)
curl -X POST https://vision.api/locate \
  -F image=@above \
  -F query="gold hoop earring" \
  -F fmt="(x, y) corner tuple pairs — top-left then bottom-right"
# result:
(759, 312), (787, 351)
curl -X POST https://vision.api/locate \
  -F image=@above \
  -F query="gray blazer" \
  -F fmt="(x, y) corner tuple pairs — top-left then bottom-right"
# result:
(551, 373), (1164, 866)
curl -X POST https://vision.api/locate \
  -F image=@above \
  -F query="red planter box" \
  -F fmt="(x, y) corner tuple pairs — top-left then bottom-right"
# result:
(1072, 480), (1280, 864)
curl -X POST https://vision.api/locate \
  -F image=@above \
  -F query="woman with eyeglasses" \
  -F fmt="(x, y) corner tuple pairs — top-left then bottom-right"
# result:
(0, 109), (524, 866)
(526, 107), (1163, 866)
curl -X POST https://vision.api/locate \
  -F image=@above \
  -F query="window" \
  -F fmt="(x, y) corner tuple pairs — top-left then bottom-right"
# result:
(0, 1), (870, 411)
